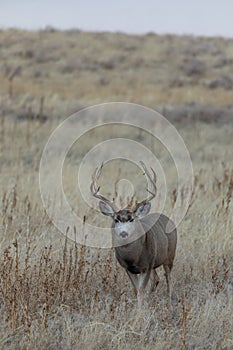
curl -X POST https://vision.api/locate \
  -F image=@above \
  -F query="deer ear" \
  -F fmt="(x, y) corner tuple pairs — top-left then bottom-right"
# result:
(134, 202), (151, 217)
(99, 201), (115, 217)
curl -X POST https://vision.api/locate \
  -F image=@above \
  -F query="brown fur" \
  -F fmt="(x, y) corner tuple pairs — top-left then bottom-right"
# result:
(114, 213), (177, 306)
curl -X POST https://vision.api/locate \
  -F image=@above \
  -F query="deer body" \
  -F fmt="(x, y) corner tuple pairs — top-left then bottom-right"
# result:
(114, 213), (176, 274)
(112, 212), (177, 306)
(91, 161), (177, 307)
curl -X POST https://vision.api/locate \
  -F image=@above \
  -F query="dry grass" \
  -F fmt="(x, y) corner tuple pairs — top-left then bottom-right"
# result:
(0, 29), (233, 349)
(0, 117), (232, 349)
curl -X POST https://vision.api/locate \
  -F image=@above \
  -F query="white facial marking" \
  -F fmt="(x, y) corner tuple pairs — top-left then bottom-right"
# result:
(114, 221), (133, 237)
(112, 219), (145, 246)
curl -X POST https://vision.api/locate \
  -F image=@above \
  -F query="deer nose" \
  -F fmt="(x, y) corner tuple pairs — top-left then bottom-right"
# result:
(120, 231), (128, 238)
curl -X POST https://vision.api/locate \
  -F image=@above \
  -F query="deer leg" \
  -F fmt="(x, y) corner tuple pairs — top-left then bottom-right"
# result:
(137, 269), (152, 308)
(163, 264), (172, 302)
(150, 269), (160, 293)
(126, 270), (138, 296)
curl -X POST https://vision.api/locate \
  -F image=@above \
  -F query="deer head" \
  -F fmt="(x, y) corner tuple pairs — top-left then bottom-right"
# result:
(90, 161), (157, 243)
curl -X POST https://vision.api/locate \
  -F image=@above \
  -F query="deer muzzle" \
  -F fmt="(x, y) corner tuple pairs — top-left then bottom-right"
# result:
(120, 231), (129, 238)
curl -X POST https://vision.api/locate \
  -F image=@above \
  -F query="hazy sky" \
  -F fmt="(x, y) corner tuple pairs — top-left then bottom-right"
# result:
(0, 0), (233, 37)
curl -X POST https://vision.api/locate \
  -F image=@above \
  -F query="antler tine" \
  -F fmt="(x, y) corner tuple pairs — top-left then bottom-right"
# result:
(140, 161), (157, 200)
(90, 163), (103, 195)
(90, 163), (117, 210)
(133, 161), (157, 209)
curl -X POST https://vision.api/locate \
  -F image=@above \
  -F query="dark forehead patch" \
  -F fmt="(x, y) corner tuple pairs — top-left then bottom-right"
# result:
(116, 209), (133, 222)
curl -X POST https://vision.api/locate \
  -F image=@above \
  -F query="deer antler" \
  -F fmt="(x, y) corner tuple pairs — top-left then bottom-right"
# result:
(133, 161), (157, 210)
(90, 163), (118, 211)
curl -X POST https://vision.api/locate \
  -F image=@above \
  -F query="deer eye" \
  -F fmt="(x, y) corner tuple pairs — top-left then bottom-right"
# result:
(129, 218), (134, 222)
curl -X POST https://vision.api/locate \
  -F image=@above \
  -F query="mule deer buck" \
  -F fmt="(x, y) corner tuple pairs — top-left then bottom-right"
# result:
(91, 161), (177, 307)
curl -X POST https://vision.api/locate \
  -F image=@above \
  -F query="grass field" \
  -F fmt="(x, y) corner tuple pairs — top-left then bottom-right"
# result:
(0, 29), (233, 349)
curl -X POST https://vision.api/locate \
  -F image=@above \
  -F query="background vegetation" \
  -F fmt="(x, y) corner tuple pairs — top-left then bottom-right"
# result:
(0, 29), (232, 349)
